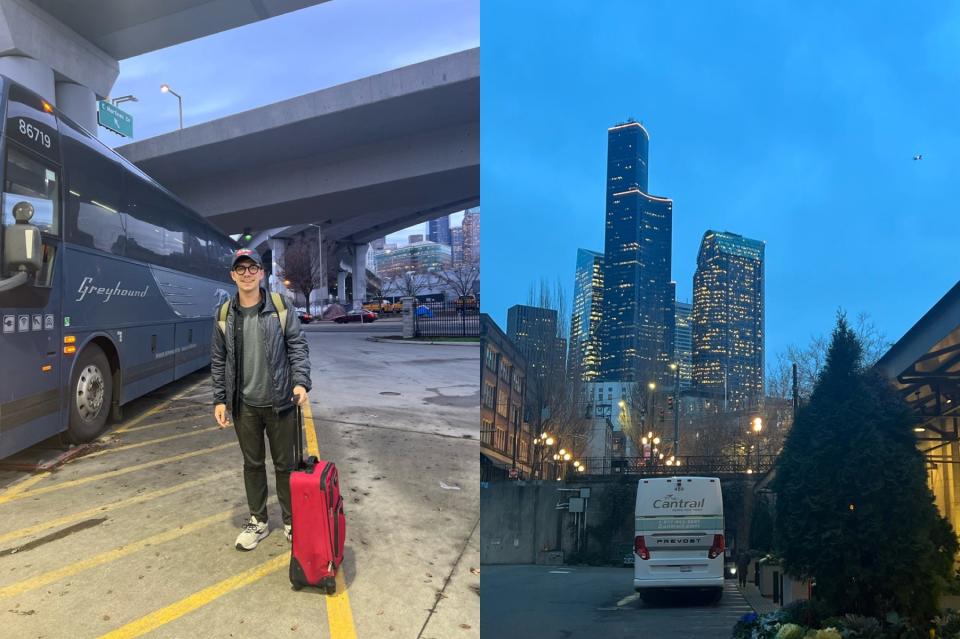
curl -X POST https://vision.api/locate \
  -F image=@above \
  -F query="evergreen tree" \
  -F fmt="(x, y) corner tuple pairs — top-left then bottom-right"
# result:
(773, 314), (957, 623)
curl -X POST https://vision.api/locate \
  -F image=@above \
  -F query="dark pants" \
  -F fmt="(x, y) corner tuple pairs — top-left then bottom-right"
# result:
(738, 567), (748, 587)
(234, 403), (297, 526)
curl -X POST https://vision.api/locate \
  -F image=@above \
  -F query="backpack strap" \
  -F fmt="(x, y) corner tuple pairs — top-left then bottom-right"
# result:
(216, 300), (230, 334)
(270, 292), (288, 334)
(217, 293), (287, 334)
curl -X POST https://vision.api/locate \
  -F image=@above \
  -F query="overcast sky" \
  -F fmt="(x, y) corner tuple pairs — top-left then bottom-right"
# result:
(103, 0), (478, 243)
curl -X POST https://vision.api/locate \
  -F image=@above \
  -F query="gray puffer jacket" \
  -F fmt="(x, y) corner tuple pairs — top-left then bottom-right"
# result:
(211, 288), (311, 416)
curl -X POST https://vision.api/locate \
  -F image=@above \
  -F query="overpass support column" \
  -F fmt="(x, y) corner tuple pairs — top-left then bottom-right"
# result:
(269, 238), (290, 298)
(311, 225), (329, 310)
(56, 81), (97, 133)
(337, 271), (348, 305)
(0, 56), (55, 103)
(0, 0), (119, 116)
(351, 243), (369, 311)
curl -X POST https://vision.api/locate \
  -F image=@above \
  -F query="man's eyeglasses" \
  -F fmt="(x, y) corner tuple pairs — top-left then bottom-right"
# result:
(233, 264), (261, 275)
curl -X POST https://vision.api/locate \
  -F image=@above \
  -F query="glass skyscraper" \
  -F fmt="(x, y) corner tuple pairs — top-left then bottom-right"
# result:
(507, 305), (565, 381)
(569, 249), (604, 382)
(691, 230), (765, 409)
(600, 120), (674, 385)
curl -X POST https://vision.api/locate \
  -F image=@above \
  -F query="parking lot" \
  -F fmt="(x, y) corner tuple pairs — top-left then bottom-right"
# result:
(0, 320), (479, 638)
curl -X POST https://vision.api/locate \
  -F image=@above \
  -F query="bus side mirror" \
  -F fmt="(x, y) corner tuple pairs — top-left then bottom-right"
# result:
(1, 201), (42, 289)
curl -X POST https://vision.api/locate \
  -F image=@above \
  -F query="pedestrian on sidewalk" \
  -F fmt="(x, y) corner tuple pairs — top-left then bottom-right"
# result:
(211, 248), (311, 551)
(736, 549), (751, 588)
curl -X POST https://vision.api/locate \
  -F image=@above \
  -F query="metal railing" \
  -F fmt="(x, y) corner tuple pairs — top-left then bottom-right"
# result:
(574, 454), (777, 478)
(414, 300), (479, 337)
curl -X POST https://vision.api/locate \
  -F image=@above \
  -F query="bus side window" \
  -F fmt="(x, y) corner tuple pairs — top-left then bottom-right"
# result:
(60, 121), (125, 256)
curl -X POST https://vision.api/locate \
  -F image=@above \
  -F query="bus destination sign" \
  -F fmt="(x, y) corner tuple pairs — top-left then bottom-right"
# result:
(97, 101), (133, 138)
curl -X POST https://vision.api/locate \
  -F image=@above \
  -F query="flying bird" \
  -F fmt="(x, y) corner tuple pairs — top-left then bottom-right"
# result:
(913, 154), (923, 161)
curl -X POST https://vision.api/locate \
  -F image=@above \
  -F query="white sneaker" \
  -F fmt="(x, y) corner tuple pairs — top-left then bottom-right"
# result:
(235, 516), (269, 551)
(284, 524), (292, 542)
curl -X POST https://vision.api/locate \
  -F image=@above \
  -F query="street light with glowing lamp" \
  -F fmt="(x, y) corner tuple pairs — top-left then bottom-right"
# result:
(752, 417), (763, 470)
(160, 83), (183, 129)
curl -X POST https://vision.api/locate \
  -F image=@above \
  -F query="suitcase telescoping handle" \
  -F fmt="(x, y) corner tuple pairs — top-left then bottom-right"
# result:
(295, 405), (318, 471)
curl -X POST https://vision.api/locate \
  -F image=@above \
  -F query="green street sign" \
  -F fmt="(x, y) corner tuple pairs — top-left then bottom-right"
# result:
(97, 101), (133, 137)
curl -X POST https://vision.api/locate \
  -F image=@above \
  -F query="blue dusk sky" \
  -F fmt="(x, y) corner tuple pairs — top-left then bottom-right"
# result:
(103, 0), (478, 243)
(482, 1), (959, 364)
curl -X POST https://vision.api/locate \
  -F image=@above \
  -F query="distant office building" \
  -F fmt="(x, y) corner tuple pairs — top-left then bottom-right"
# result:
(600, 120), (674, 386)
(481, 314), (532, 481)
(569, 249), (604, 382)
(451, 226), (464, 265)
(408, 234), (424, 244)
(579, 381), (640, 459)
(692, 230), (765, 409)
(462, 207), (480, 264)
(507, 305), (565, 381)
(428, 215), (452, 246)
(370, 237), (386, 251)
(674, 300), (693, 392)
(375, 241), (452, 280)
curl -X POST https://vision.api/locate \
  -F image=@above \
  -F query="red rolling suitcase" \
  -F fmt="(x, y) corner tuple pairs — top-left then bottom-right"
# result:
(289, 406), (346, 594)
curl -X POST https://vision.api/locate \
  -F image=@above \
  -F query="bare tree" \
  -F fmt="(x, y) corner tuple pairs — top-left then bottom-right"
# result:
(278, 240), (324, 310)
(388, 271), (429, 301)
(435, 258), (479, 300)
(767, 311), (892, 402)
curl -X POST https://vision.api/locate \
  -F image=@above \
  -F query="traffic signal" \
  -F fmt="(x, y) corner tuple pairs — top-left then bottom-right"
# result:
(241, 227), (253, 245)
(668, 395), (674, 411)
(659, 409), (665, 422)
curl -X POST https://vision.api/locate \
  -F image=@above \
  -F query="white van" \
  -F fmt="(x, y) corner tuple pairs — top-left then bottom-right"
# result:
(633, 476), (725, 602)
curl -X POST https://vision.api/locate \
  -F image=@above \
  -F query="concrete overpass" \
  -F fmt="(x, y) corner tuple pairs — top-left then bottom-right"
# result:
(1, 0), (328, 131)
(116, 48), (479, 307)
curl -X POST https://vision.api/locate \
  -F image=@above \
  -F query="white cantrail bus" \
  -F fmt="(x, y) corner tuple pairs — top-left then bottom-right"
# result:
(633, 476), (725, 602)
(0, 76), (237, 458)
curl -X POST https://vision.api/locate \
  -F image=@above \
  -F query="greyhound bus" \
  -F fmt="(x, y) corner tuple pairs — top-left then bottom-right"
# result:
(0, 76), (237, 458)
(633, 476), (725, 602)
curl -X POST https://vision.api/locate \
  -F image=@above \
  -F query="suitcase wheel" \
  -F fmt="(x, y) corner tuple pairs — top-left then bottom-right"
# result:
(291, 583), (303, 592)
(323, 577), (336, 595)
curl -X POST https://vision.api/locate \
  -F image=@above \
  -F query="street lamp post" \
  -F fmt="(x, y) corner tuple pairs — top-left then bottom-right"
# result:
(160, 84), (183, 129)
(752, 417), (763, 471)
(670, 363), (681, 458)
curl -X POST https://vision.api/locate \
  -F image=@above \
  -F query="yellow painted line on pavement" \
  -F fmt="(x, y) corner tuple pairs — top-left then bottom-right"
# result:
(81, 426), (221, 459)
(113, 378), (209, 434)
(0, 443), (235, 506)
(0, 472), (48, 499)
(0, 470), (234, 546)
(96, 554), (289, 639)
(303, 401), (358, 639)
(122, 416), (211, 434)
(0, 501), (266, 599)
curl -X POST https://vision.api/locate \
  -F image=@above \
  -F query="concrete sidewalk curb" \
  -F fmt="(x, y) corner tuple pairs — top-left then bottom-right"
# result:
(366, 336), (480, 347)
(739, 583), (778, 614)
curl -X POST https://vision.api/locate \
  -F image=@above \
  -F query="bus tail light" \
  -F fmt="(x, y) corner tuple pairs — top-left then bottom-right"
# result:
(634, 535), (650, 561)
(708, 534), (725, 559)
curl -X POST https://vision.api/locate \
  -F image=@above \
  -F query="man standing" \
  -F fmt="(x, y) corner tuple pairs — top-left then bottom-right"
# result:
(736, 549), (751, 589)
(212, 248), (311, 550)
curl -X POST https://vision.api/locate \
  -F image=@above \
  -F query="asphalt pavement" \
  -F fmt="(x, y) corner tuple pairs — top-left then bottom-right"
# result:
(481, 564), (755, 639)
(0, 317), (479, 638)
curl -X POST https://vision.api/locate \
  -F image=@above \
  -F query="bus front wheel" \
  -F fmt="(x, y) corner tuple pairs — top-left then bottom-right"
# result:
(67, 345), (113, 444)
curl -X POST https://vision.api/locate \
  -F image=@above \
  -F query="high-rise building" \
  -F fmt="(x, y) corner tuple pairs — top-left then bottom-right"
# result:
(507, 304), (564, 381)
(600, 120), (674, 385)
(674, 300), (693, 391)
(408, 234), (424, 244)
(462, 208), (480, 265)
(375, 241), (452, 279)
(428, 215), (452, 246)
(569, 249), (604, 382)
(451, 226), (464, 265)
(691, 230), (765, 409)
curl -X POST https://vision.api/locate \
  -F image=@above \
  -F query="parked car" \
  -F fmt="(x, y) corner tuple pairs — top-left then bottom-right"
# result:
(295, 308), (313, 324)
(333, 310), (378, 324)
